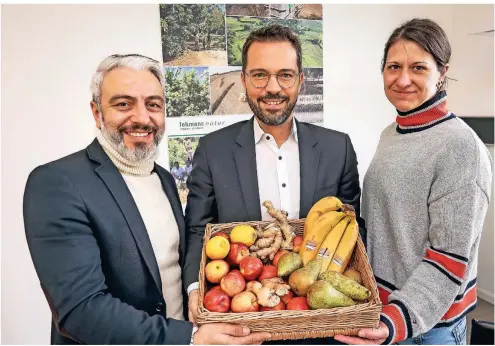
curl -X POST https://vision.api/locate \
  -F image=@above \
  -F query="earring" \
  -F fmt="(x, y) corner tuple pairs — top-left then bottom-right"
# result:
(436, 79), (443, 90)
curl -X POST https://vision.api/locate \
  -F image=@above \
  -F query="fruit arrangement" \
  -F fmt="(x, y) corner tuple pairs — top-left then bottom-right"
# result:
(202, 197), (371, 314)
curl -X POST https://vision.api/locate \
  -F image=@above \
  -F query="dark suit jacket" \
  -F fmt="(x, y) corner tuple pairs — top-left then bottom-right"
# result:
(184, 117), (366, 289)
(23, 139), (193, 345)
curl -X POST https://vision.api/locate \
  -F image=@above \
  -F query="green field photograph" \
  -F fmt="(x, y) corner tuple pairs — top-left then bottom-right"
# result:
(226, 16), (323, 67)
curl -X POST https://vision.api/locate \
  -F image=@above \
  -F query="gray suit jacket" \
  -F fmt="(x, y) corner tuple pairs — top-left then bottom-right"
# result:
(184, 117), (365, 289)
(23, 139), (193, 344)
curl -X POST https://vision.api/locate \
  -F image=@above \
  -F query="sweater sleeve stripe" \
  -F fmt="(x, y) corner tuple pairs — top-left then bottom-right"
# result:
(381, 301), (412, 343)
(425, 247), (467, 278)
(376, 277), (398, 304)
(380, 314), (395, 345)
(430, 246), (469, 262)
(442, 282), (477, 321)
(375, 276), (398, 291)
(422, 259), (462, 285)
(378, 286), (391, 304)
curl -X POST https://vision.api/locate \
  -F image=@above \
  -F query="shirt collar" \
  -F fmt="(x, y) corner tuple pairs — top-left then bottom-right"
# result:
(253, 116), (299, 144)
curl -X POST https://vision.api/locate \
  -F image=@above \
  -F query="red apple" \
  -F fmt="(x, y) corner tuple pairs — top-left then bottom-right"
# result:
(205, 259), (230, 284)
(280, 290), (294, 305)
(226, 242), (250, 266)
(231, 291), (259, 313)
(239, 256), (264, 281)
(260, 300), (285, 311)
(204, 287), (231, 313)
(293, 235), (303, 253)
(258, 265), (278, 281)
(220, 269), (246, 297)
(210, 285), (222, 292)
(286, 297), (309, 310)
(272, 249), (289, 267)
(215, 232), (230, 242)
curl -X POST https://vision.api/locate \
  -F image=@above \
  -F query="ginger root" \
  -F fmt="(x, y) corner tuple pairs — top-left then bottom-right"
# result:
(254, 226), (282, 260)
(261, 278), (291, 296)
(246, 280), (263, 294)
(245, 280), (282, 307)
(262, 201), (296, 250)
(250, 225), (274, 252)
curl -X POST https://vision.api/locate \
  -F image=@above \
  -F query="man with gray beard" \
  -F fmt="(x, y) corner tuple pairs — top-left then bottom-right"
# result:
(23, 54), (271, 345)
(185, 25), (364, 344)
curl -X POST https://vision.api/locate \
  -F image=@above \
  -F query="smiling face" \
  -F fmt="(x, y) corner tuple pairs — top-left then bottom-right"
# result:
(91, 67), (165, 161)
(383, 39), (447, 112)
(241, 40), (304, 126)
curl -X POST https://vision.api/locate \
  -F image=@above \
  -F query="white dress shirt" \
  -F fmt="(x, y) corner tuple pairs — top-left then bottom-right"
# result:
(186, 117), (302, 296)
(253, 118), (301, 220)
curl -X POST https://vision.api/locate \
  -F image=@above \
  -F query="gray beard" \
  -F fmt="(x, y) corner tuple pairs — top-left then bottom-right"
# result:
(99, 114), (163, 163)
(247, 95), (297, 126)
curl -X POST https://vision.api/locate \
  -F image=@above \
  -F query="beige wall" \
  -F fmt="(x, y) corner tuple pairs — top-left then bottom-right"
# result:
(2, 4), (493, 344)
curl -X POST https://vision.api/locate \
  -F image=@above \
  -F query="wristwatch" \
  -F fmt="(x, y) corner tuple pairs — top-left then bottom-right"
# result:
(190, 326), (199, 345)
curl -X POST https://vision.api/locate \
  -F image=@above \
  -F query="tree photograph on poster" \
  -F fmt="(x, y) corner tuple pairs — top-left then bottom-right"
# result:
(164, 66), (211, 117)
(160, 4), (227, 66)
(168, 136), (201, 204)
(226, 16), (323, 67)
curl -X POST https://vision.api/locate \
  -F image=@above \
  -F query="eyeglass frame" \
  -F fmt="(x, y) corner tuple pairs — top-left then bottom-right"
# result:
(243, 70), (302, 89)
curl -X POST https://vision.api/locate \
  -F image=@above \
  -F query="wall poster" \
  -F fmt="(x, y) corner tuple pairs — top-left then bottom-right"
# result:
(159, 4), (323, 205)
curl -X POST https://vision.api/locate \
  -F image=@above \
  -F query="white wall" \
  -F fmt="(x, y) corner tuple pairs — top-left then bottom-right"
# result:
(1, 5), (164, 344)
(449, 5), (494, 117)
(2, 4), (493, 344)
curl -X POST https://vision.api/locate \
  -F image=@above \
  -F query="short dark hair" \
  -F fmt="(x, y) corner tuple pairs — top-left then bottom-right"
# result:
(381, 18), (451, 74)
(242, 24), (302, 73)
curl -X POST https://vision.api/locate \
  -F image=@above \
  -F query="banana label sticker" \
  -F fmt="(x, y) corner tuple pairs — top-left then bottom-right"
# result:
(332, 255), (344, 266)
(305, 240), (317, 251)
(317, 248), (330, 259)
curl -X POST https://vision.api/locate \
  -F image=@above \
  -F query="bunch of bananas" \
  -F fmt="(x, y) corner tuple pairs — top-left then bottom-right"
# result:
(300, 197), (359, 275)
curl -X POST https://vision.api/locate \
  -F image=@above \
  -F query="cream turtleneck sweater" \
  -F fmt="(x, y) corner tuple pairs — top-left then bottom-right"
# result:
(96, 129), (184, 321)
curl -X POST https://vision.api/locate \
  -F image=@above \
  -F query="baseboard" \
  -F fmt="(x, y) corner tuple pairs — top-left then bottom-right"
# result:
(478, 288), (494, 304)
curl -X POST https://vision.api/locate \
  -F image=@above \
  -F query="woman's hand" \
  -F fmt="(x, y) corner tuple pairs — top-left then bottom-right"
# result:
(334, 321), (389, 345)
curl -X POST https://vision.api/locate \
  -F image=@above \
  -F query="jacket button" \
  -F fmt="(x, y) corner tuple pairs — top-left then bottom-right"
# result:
(156, 302), (164, 312)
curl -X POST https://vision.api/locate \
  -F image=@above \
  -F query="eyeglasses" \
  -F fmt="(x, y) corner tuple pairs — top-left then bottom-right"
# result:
(244, 71), (301, 89)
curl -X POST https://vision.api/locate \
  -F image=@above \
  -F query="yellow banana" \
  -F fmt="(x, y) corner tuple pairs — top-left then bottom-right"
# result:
(300, 210), (346, 265)
(304, 197), (342, 238)
(327, 218), (359, 273)
(316, 216), (352, 274)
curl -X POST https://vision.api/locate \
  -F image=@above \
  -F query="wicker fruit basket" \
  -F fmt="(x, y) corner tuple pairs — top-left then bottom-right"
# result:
(196, 218), (381, 341)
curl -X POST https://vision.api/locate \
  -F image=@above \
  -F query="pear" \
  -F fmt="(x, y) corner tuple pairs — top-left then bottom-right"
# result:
(343, 268), (363, 285)
(288, 257), (323, 296)
(319, 271), (370, 301)
(307, 280), (355, 309)
(277, 252), (303, 277)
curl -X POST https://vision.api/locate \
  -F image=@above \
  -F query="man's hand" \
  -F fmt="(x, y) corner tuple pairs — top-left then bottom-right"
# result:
(334, 321), (389, 345)
(194, 323), (272, 345)
(188, 289), (199, 324)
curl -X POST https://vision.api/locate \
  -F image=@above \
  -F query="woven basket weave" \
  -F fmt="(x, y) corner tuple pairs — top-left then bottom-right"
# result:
(196, 219), (381, 341)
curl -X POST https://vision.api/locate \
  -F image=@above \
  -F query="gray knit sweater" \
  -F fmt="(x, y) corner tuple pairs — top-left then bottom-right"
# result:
(363, 117), (493, 343)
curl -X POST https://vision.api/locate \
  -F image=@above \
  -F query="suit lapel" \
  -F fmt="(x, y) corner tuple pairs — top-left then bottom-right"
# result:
(297, 120), (320, 217)
(233, 118), (262, 221)
(87, 140), (162, 293)
(154, 165), (186, 269)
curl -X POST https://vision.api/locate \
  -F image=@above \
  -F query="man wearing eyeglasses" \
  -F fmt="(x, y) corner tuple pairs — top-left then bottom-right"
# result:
(185, 25), (364, 343)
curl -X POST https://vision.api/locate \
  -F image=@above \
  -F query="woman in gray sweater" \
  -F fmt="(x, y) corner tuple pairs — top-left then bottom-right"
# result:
(335, 18), (492, 345)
